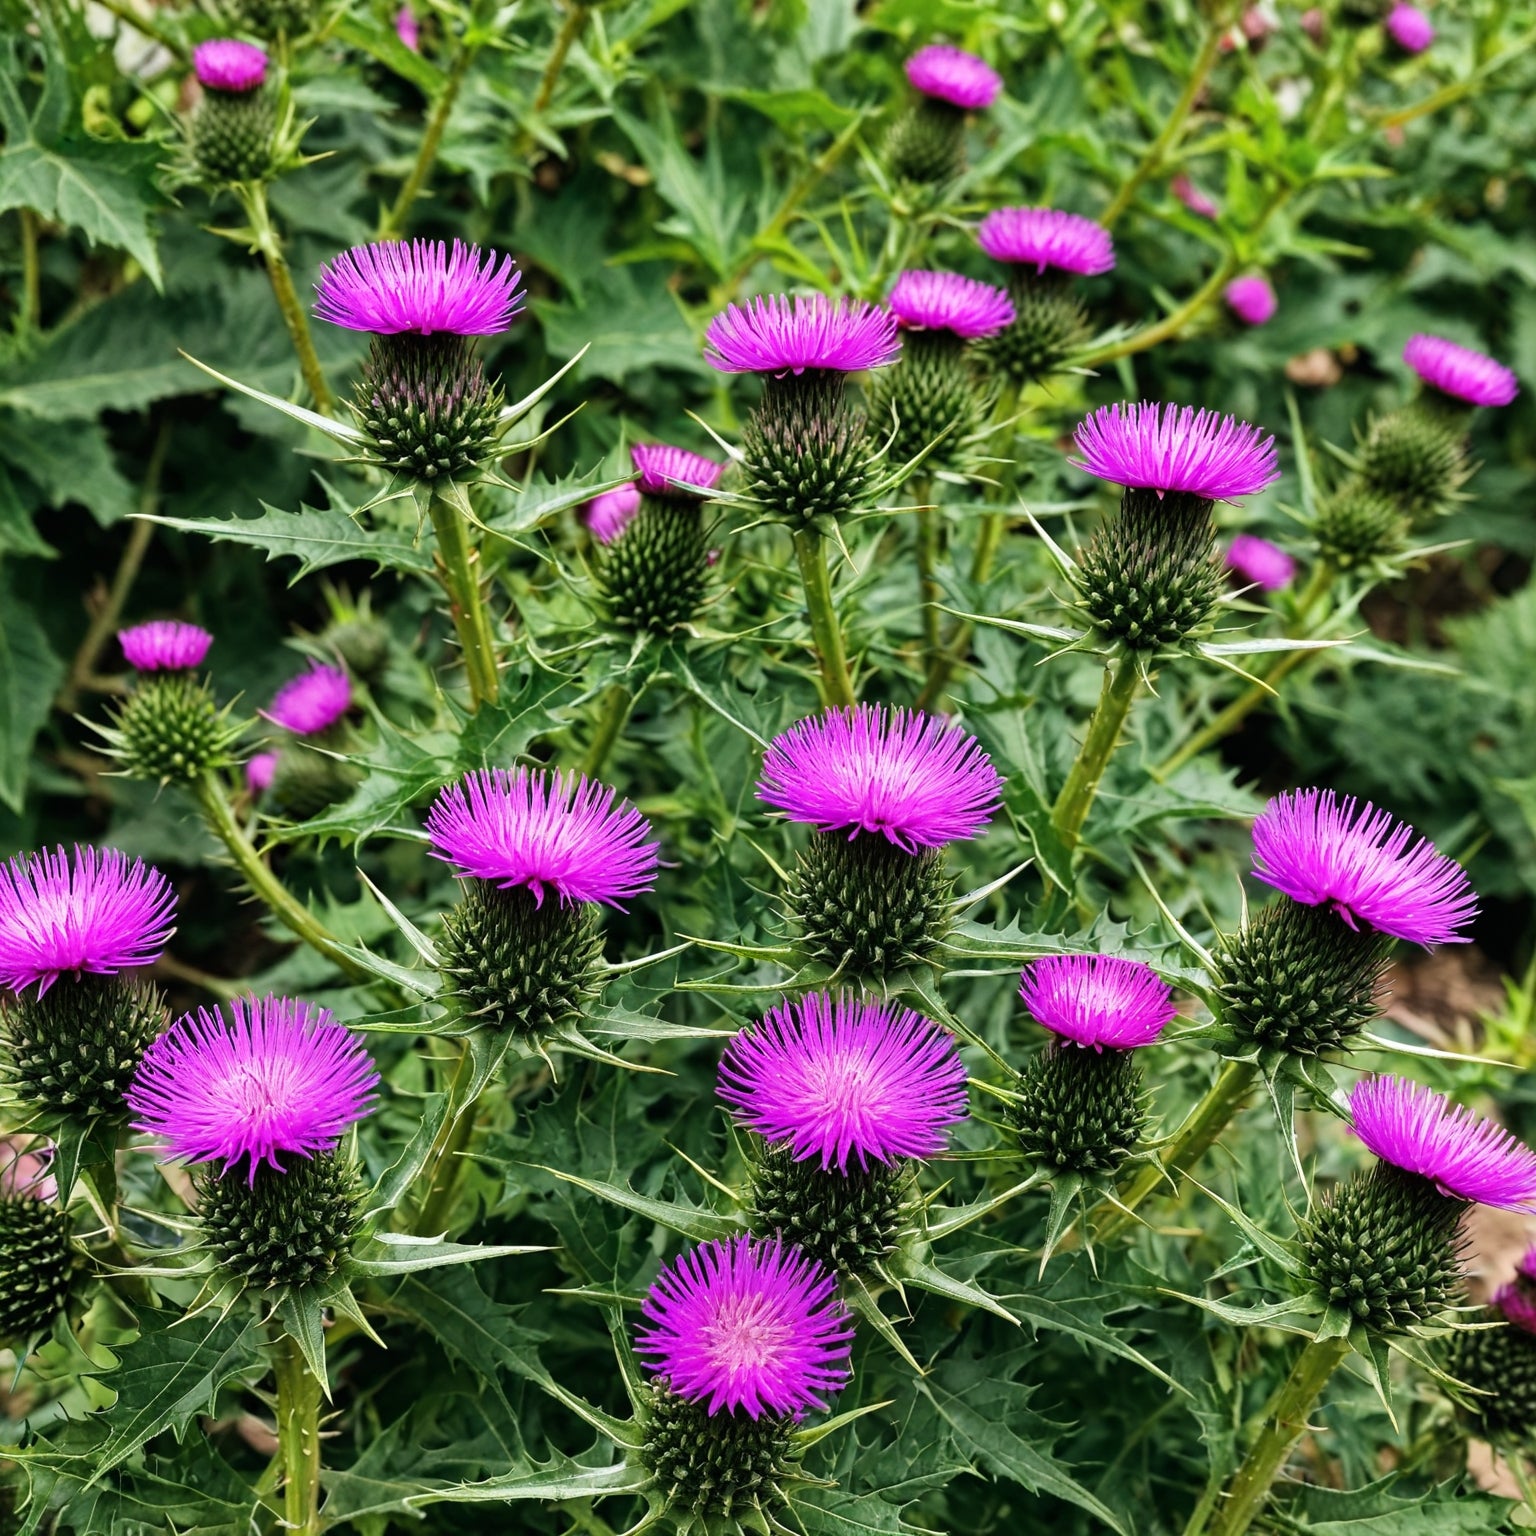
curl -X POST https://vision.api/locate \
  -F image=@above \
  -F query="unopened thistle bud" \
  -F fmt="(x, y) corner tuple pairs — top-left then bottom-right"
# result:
(1355, 406), (1466, 525)
(0, 847), (174, 1122)
(884, 45), (1002, 187)
(595, 444), (724, 633)
(1224, 274), (1278, 327)
(757, 704), (1002, 978)
(1070, 403), (1280, 653)
(190, 41), (275, 184)
(1011, 955), (1174, 1179)
(975, 208), (1114, 387)
(127, 994), (377, 1294)
(425, 768), (658, 1035)
(1301, 1076), (1536, 1334)
(720, 992), (968, 1275)
(1312, 477), (1407, 572)
(0, 1145), (75, 1347)
(314, 239), (524, 481)
(1446, 1250), (1536, 1448)
(705, 295), (900, 530)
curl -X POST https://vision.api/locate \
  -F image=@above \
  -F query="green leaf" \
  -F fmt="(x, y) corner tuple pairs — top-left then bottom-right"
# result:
(0, 575), (65, 814)
(1274, 1475), (1514, 1535)
(536, 1167), (744, 1243)
(348, 1232), (546, 1276)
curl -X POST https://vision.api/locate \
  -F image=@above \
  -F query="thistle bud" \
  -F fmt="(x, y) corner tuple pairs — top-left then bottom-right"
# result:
(190, 41), (275, 185)
(1312, 478), (1408, 572)
(884, 46), (1001, 187)
(1446, 1251), (1536, 1447)
(1355, 406), (1466, 525)
(0, 1155), (75, 1345)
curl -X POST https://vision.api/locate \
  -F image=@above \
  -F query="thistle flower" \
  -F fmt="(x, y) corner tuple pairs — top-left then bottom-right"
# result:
(126, 994), (378, 1182)
(1495, 1270), (1536, 1336)
(1251, 788), (1476, 946)
(1386, 2), (1434, 52)
(263, 662), (351, 737)
(719, 992), (967, 1170)
(1171, 174), (1219, 220)
(631, 443), (726, 499)
(0, 846), (175, 997)
(1348, 1076), (1536, 1209)
(1403, 334), (1519, 409)
(583, 482), (642, 544)
(1019, 954), (1175, 1051)
(977, 208), (1115, 277)
(904, 44), (1002, 110)
(119, 621), (212, 673)
(1225, 274), (1277, 326)
(888, 270), (1015, 339)
(1225, 533), (1295, 591)
(704, 295), (901, 376)
(193, 39), (267, 93)
(758, 705), (1001, 853)
(314, 239), (523, 337)
(636, 1234), (853, 1418)
(1073, 403), (1280, 503)
(425, 767), (658, 908)
(246, 751), (279, 794)
(395, 3), (419, 48)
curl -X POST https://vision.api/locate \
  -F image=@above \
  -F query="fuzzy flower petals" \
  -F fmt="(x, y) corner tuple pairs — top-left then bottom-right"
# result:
(1072, 402), (1280, 501)
(193, 39), (267, 92)
(314, 239), (523, 337)
(1019, 954), (1176, 1050)
(704, 294), (901, 376)
(904, 45), (1002, 110)
(119, 621), (213, 673)
(976, 207), (1115, 276)
(1404, 334), (1519, 408)
(262, 662), (351, 737)
(631, 443), (726, 498)
(1225, 533), (1295, 591)
(1225, 274), (1278, 326)
(246, 752), (279, 794)
(888, 270), (1015, 339)
(1386, 2), (1434, 52)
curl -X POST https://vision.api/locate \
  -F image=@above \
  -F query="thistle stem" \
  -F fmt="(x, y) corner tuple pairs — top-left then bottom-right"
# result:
(380, 38), (479, 239)
(272, 1330), (324, 1536)
(914, 480), (943, 672)
(412, 1039), (475, 1237)
(792, 527), (857, 709)
(242, 184), (333, 415)
(194, 772), (368, 983)
(581, 683), (633, 778)
(1050, 652), (1142, 851)
(1188, 1334), (1351, 1536)
(533, 3), (591, 117)
(426, 483), (501, 710)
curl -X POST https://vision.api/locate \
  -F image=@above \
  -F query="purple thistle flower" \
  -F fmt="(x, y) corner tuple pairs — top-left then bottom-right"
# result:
(1403, 334), (1519, 409)
(704, 294), (901, 377)
(1019, 954), (1176, 1051)
(262, 662), (351, 737)
(1171, 173), (1220, 220)
(1494, 1276), (1536, 1335)
(193, 39), (267, 93)
(636, 1233), (854, 1418)
(1225, 274), (1277, 326)
(1225, 533), (1295, 592)
(0, 846), (175, 997)
(1347, 1075), (1536, 1209)
(395, 3), (419, 49)
(246, 751), (279, 794)
(631, 443), (726, 498)
(126, 994), (378, 1184)
(757, 704), (1003, 852)
(888, 270), (1015, 340)
(904, 44), (1003, 111)
(582, 482), (642, 544)
(425, 767), (659, 908)
(718, 992), (968, 1170)
(1386, 2), (1434, 52)
(976, 207), (1115, 277)
(1072, 402), (1281, 502)
(118, 621), (213, 673)
(314, 239), (523, 337)
(1251, 788), (1477, 946)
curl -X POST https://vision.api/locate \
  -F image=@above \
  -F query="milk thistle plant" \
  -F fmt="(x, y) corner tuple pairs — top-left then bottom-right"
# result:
(7, 7), (1536, 1536)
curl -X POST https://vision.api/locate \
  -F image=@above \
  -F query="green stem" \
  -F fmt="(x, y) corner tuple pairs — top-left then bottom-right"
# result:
(533, 3), (591, 117)
(426, 483), (501, 710)
(272, 1330), (324, 1536)
(18, 208), (39, 330)
(1190, 1334), (1351, 1536)
(243, 184), (333, 414)
(1050, 653), (1142, 851)
(380, 38), (479, 238)
(412, 1039), (475, 1237)
(1080, 254), (1238, 368)
(581, 683), (633, 778)
(194, 772), (369, 982)
(792, 527), (857, 709)
(915, 482), (943, 671)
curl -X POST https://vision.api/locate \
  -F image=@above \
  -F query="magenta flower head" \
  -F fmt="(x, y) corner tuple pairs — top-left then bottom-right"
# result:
(314, 239), (523, 337)
(1225, 533), (1296, 592)
(636, 1234), (854, 1418)
(1403, 334), (1519, 409)
(193, 39), (267, 93)
(118, 621), (213, 673)
(246, 751), (279, 794)
(758, 704), (1002, 852)
(904, 44), (1002, 110)
(583, 482), (642, 544)
(631, 443), (726, 499)
(1019, 954), (1176, 1051)
(977, 208), (1115, 277)
(888, 270), (1015, 339)
(395, 3), (419, 49)
(263, 662), (351, 737)
(1225, 274), (1278, 326)
(0, 846), (175, 997)
(1251, 788), (1477, 946)
(1386, 2), (1434, 53)
(718, 992), (967, 1170)
(1495, 1273), (1536, 1335)
(704, 294), (901, 376)
(1347, 1076), (1536, 1209)
(426, 767), (658, 908)
(126, 994), (378, 1184)
(1171, 173), (1219, 220)
(1073, 402), (1280, 503)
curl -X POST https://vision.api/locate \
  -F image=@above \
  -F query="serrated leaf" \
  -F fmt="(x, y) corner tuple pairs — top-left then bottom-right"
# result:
(349, 1231), (546, 1276)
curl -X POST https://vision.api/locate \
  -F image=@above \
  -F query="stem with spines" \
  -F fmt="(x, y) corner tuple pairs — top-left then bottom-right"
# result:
(426, 482), (501, 710)
(793, 527), (857, 710)
(1050, 652), (1142, 851)
(272, 1330), (324, 1536)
